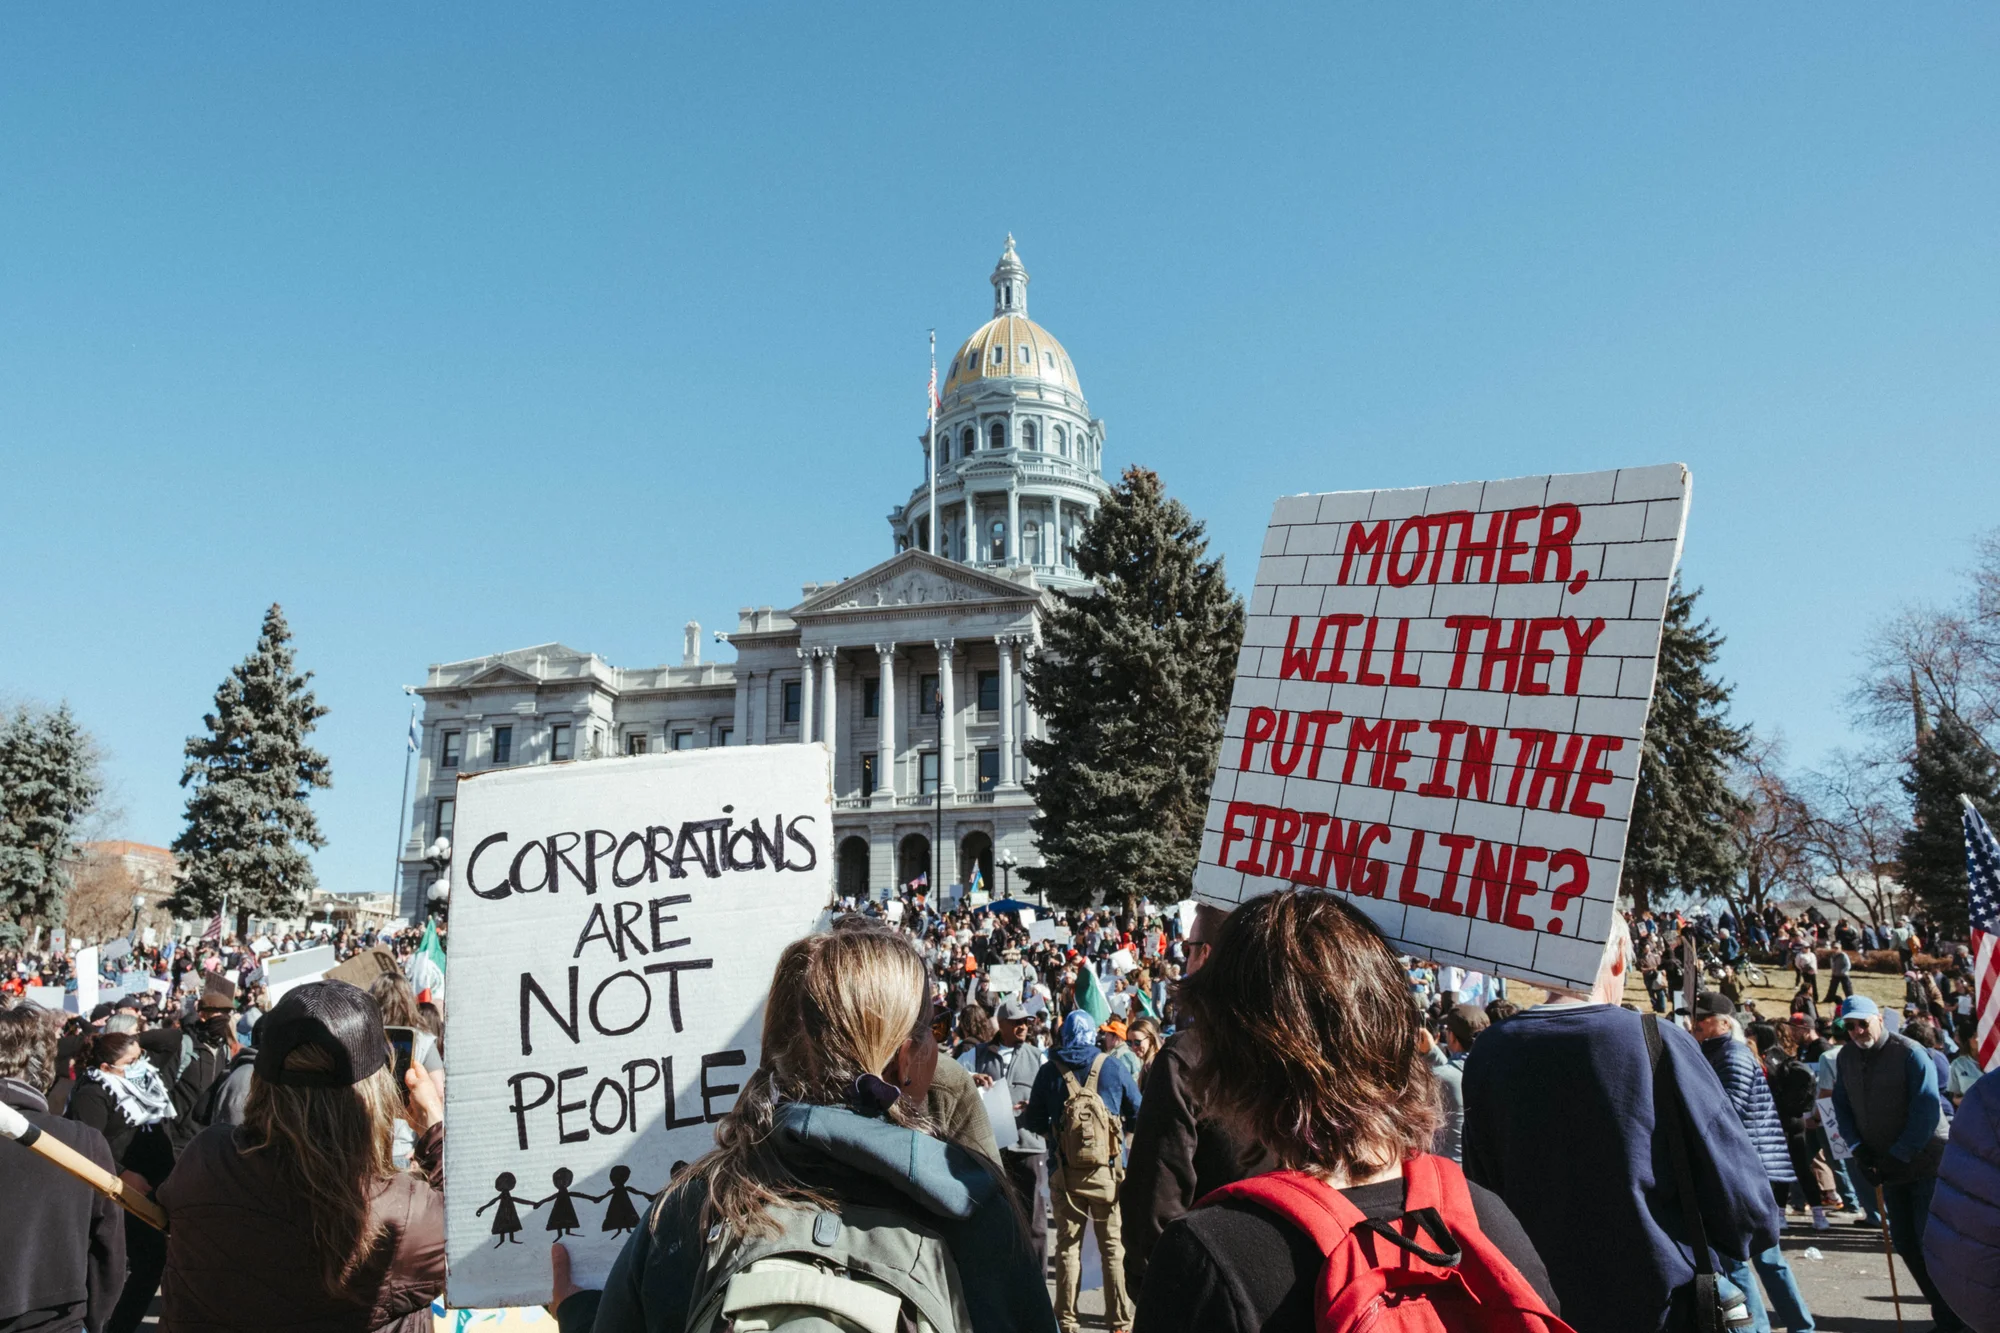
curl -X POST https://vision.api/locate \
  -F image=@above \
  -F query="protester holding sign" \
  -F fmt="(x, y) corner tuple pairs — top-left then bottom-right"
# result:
(155, 980), (447, 1332)
(1134, 888), (1561, 1333)
(552, 921), (1056, 1333)
(66, 1032), (176, 1333)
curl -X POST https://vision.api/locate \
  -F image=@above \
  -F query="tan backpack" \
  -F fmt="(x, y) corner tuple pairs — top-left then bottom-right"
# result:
(1056, 1054), (1121, 1199)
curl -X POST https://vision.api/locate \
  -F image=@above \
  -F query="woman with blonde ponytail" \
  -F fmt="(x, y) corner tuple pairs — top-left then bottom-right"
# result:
(553, 918), (1056, 1333)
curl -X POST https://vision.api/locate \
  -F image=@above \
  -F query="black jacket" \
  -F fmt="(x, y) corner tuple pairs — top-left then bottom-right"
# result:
(0, 1077), (127, 1333)
(1119, 1030), (1252, 1294)
(64, 1077), (175, 1189)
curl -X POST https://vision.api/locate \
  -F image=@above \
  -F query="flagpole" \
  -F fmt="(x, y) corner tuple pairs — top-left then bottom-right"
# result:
(392, 700), (417, 909)
(927, 329), (938, 556)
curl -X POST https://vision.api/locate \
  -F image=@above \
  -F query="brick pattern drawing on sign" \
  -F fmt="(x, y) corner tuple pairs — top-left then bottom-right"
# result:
(1193, 464), (1688, 992)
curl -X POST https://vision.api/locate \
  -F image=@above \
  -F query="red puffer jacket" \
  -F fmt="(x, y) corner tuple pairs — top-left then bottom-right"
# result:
(156, 1121), (445, 1333)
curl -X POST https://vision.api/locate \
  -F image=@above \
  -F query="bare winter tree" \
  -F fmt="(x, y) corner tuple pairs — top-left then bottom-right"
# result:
(1794, 752), (1906, 927)
(1723, 737), (1814, 922)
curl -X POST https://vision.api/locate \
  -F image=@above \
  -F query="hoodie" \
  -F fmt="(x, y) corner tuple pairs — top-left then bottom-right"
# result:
(561, 1102), (1056, 1333)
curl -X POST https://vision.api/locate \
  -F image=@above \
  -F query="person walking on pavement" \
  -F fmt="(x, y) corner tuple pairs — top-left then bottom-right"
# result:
(1828, 995), (1962, 1332)
(1821, 946), (1853, 1007)
(1691, 994), (1815, 1332)
(1462, 918), (1781, 1333)
(1024, 1009), (1143, 1333)
(976, 999), (1051, 1267)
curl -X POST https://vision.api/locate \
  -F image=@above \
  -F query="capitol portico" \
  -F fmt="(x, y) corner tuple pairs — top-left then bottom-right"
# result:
(398, 239), (1112, 921)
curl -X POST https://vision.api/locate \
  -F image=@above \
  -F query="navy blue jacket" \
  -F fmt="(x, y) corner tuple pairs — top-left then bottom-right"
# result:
(1022, 1051), (1142, 1171)
(1462, 1004), (1781, 1333)
(1926, 1070), (2000, 1332)
(1700, 1035), (1795, 1184)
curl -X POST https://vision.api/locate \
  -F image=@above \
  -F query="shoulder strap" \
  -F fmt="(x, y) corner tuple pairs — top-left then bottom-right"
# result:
(1084, 1053), (1107, 1097)
(1200, 1170), (1365, 1257)
(1644, 1016), (1714, 1279)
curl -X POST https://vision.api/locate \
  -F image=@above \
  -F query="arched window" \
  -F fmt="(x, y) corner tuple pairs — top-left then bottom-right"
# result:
(990, 520), (1006, 561)
(989, 421), (1006, 451)
(1053, 426), (1066, 456)
(1022, 421), (1037, 451)
(935, 435), (949, 466)
(1023, 520), (1041, 565)
(960, 427), (975, 456)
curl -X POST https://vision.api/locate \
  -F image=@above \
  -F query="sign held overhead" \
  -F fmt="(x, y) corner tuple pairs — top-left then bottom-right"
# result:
(1194, 464), (1688, 993)
(442, 744), (833, 1309)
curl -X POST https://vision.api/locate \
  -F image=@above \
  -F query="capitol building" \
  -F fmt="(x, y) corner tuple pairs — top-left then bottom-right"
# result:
(398, 239), (1112, 920)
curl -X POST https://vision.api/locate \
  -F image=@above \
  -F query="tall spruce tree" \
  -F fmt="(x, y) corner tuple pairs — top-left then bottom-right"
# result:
(1623, 581), (1750, 912)
(171, 604), (331, 934)
(1898, 709), (2000, 936)
(1022, 466), (1244, 909)
(0, 704), (103, 946)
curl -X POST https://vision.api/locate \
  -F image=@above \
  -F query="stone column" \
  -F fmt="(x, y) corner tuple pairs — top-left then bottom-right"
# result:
(935, 639), (956, 796)
(876, 643), (898, 800)
(965, 491), (977, 564)
(820, 650), (837, 753)
(1006, 485), (1021, 564)
(797, 648), (815, 745)
(731, 670), (750, 746)
(997, 636), (1017, 788)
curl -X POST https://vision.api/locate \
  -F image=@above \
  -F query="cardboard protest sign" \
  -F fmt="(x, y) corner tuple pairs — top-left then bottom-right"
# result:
(1194, 465), (1689, 993)
(72, 947), (99, 1016)
(442, 745), (833, 1308)
(26, 986), (65, 1010)
(263, 945), (336, 1000)
(985, 963), (1028, 1000)
(1028, 920), (1062, 944)
(325, 945), (403, 990)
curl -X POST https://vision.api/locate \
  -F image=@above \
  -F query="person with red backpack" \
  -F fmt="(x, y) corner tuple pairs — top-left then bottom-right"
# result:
(1133, 889), (1563, 1333)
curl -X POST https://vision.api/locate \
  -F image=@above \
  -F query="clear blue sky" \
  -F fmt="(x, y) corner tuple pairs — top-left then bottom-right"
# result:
(4, 7), (1996, 900)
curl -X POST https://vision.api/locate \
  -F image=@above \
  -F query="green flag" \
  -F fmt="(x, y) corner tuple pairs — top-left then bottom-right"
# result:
(1135, 986), (1158, 1020)
(406, 919), (447, 996)
(1074, 963), (1111, 1024)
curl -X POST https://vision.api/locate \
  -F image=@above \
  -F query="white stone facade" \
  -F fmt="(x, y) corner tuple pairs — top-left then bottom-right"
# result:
(398, 241), (1110, 920)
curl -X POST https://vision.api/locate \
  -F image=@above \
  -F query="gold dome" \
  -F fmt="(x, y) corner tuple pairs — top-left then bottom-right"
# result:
(942, 314), (1082, 401)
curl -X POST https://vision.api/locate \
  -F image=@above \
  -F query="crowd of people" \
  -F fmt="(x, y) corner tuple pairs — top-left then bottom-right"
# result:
(2, 891), (1996, 1333)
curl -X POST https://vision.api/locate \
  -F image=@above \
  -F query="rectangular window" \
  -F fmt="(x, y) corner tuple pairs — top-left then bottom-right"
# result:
(440, 731), (462, 768)
(978, 670), (999, 713)
(860, 753), (877, 798)
(863, 678), (880, 719)
(673, 731), (694, 750)
(919, 673), (939, 715)
(919, 751), (940, 795)
(783, 681), (802, 725)
(493, 726), (513, 765)
(435, 798), (455, 842)
(626, 733), (649, 756)
(550, 723), (573, 762)
(977, 748), (1000, 792)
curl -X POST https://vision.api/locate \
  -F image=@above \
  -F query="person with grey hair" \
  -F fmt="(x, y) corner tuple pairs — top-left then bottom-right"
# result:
(0, 1003), (127, 1332)
(1692, 992), (1815, 1332)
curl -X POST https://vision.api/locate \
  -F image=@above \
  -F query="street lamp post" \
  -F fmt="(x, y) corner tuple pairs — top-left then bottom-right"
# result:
(998, 849), (1017, 899)
(130, 894), (145, 937)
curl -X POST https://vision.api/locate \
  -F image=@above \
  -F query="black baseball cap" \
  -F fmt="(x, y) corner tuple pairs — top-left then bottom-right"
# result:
(1692, 991), (1736, 1019)
(253, 981), (388, 1088)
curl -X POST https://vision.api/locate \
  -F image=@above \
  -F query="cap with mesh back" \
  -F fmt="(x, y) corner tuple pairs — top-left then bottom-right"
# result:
(254, 980), (388, 1088)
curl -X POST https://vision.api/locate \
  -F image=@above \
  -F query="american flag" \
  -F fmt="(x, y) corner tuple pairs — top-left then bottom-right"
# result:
(200, 906), (224, 944)
(1960, 794), (2000, 1071)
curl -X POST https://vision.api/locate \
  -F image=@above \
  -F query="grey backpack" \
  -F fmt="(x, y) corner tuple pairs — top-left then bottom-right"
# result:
(685, 1201), (973, 1333)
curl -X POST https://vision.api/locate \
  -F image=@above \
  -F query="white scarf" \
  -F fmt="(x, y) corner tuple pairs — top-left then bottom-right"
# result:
(89, 1057), (175, 1126)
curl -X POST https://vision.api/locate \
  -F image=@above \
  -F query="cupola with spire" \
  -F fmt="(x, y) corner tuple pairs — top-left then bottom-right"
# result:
(991, 233), (1029, 317)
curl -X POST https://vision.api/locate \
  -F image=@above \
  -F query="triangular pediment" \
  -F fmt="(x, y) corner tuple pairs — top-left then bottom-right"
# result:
(464, 662), (543, 686)
(793, 550), (1039, 616)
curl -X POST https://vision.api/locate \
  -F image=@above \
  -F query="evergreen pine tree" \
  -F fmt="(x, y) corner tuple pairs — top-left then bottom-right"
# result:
(0, 704), (103, 946)
(171, 604), (331, 934)
(1022, 467), (1244, 909)
(1623, 581), (1750, 912)
(1898, 709), (2000, 936)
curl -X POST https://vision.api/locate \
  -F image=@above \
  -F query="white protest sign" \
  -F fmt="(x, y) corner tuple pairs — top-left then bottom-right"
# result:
(26, 986), (66, 1010)
(986, 963), (1028, 1000)
(1028, 920), (1062, 944)
(1195, 465), (1688, 993)
(262, 945), (336, 1000)
(1108, 948), (1137, 975)
(443, 745), (832, 1308)
(1017, 908), (1037, 927)
(73, 947), (99, 1016)
(101, 937), (132, 963)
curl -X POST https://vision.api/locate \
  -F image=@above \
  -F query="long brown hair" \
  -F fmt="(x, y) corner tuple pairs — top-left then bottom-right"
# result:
(240, 1046), (404, 1292)
(680, 924), (932, 1238)
(1180, 889), (1439, 1181)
